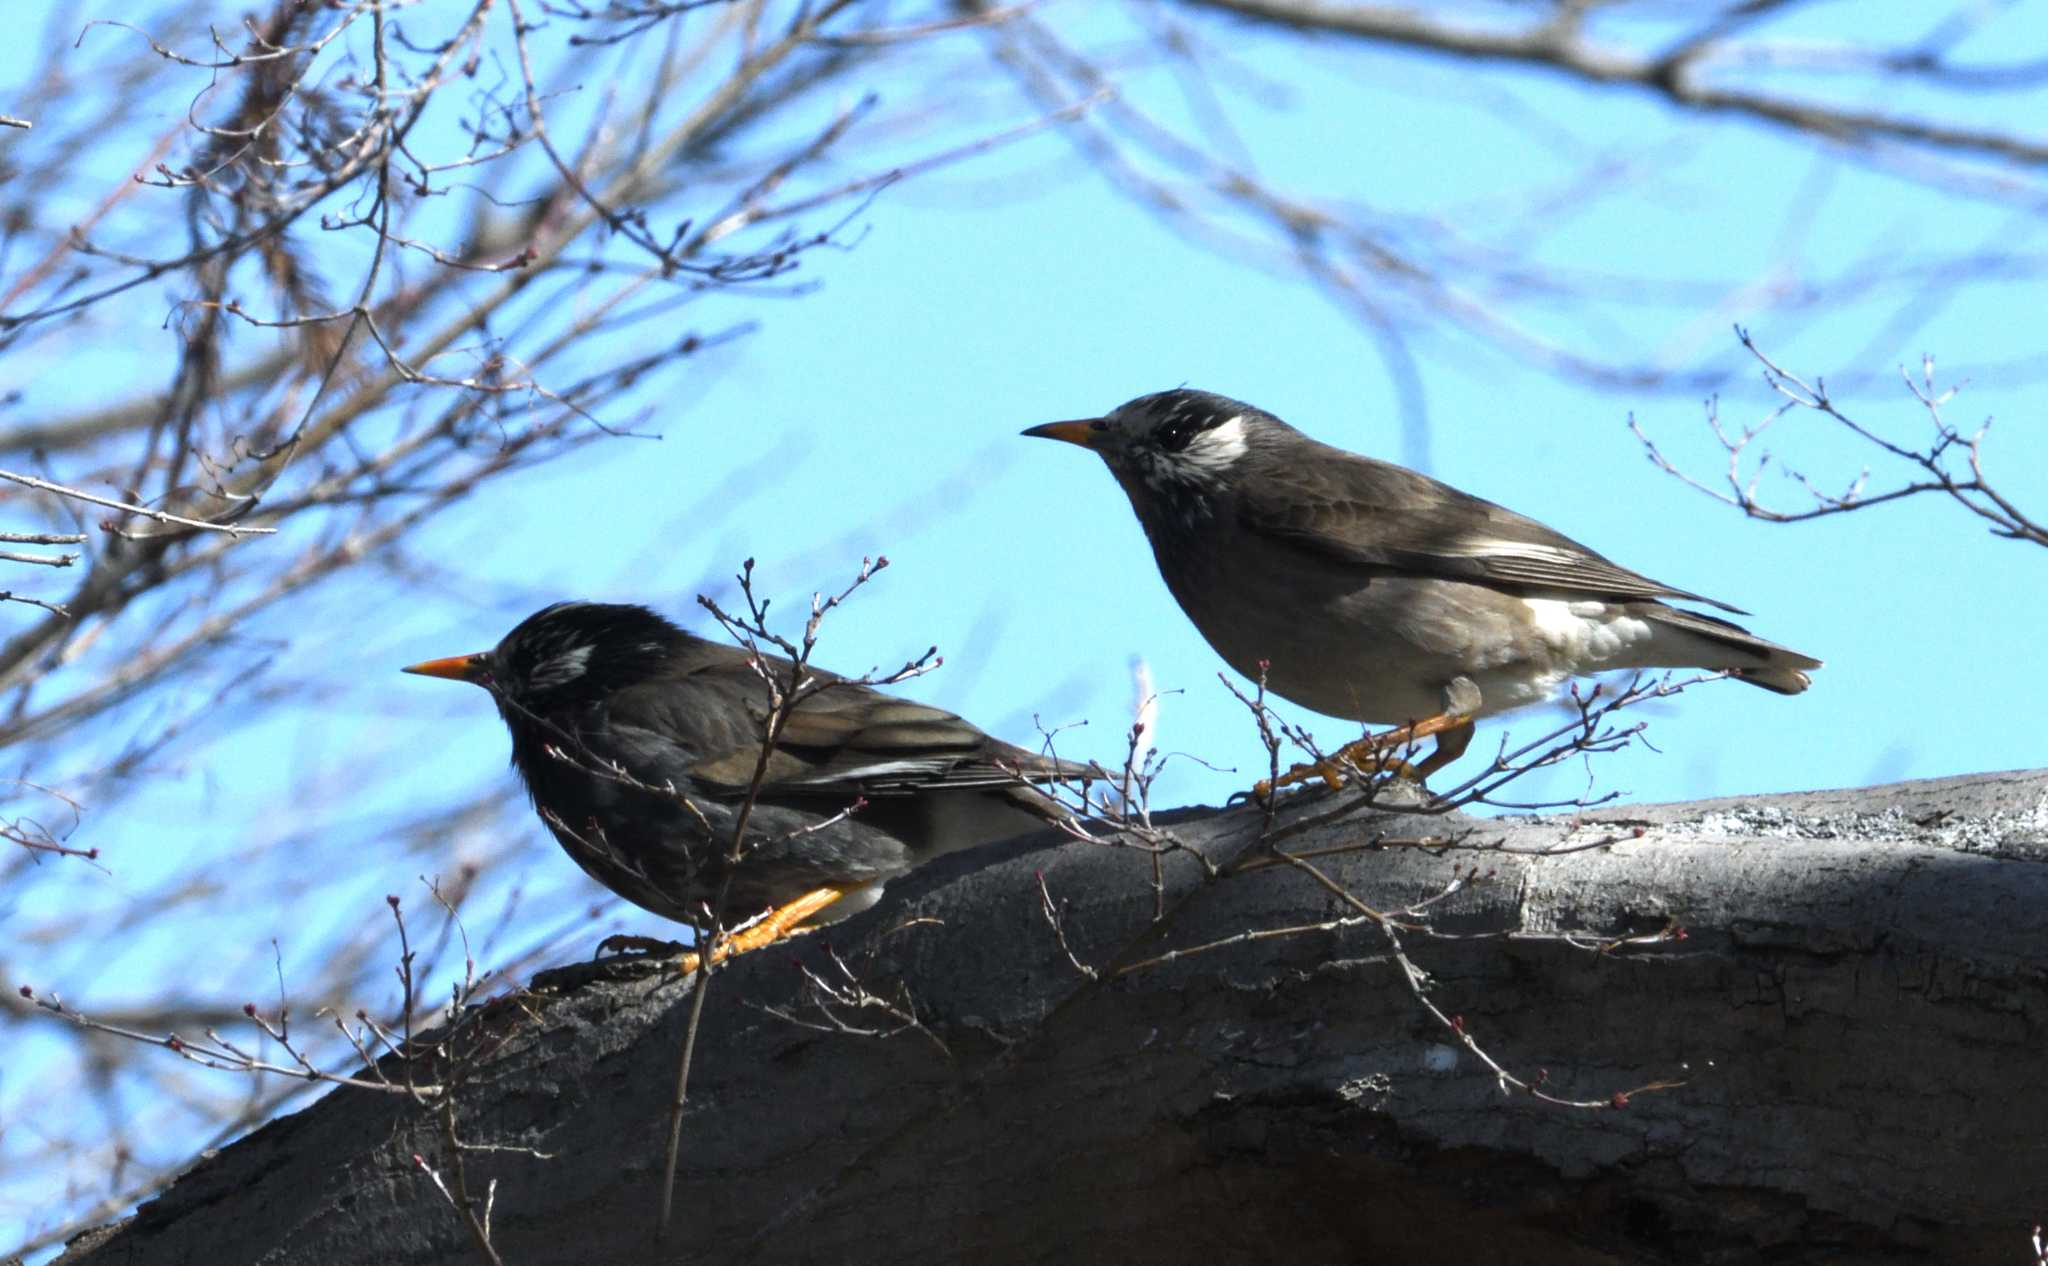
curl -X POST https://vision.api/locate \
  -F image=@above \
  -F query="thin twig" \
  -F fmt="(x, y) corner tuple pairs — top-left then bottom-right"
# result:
(0, 469), (274, 537)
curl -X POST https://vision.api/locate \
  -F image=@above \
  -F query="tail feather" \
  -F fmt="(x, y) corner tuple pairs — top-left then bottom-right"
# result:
(1640, 604), (1821, 695)
(1733, 665), (1813, 695)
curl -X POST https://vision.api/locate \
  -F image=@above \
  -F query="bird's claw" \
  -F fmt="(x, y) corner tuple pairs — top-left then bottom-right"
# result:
(1249, 738), (1438, 803)
(1252, 754), (1364, 802)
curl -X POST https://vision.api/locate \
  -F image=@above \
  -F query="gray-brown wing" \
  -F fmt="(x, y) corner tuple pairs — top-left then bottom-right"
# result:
(606, 638), (1080, 801)
(1236, 439), (1745, 613)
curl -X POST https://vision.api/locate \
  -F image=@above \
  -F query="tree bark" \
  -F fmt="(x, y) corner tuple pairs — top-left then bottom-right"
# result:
(56, 769), (2048, 1266)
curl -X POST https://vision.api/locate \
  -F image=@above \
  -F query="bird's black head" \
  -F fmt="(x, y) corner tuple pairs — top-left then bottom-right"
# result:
(1023, 389), (1284, 517)
(405, 602), (689, 712)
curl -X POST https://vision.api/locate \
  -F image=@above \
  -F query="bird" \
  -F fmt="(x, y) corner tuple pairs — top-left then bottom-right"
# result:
(404, 602), (1081, 968)
(1023, 388), (1820, 789)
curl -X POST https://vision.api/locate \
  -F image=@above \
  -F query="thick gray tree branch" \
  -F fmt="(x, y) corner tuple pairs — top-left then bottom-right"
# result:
(51, 768), (2048, 1266)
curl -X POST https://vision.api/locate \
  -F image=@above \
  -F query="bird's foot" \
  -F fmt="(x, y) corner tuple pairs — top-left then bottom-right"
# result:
(674, 885), (849, 976)
(1253, 754), (1347, 801)
(1253, 747), (1419, 801)
(1250, 710), (1479, 802)
(1405, 712), (1476, 782)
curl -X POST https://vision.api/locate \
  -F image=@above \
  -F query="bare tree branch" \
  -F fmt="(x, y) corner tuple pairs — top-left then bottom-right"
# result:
(1634, 328), (2045, 548)
(1184, 0), (2048, 165)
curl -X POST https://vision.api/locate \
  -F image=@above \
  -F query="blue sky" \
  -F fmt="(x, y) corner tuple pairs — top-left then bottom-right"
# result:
(5, 1), (2047, 1253)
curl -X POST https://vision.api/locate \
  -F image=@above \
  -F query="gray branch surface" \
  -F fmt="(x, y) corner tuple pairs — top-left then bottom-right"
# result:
(57, 769), (2048, 1265)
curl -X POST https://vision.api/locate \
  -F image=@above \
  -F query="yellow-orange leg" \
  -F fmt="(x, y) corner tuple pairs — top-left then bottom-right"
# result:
(675, 884), (853, 975)
(1409, 713), (1476, 780)
(1255, 712), (1477, 799)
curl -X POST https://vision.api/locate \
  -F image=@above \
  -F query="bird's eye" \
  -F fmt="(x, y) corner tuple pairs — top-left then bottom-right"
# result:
(1089, 419), (1110, 432)
(1156, 418), (1199, 452)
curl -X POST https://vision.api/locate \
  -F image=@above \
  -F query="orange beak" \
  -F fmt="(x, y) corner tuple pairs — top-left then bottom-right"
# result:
(1020, 419), (1104, 448)
(402, 653), (489, 684)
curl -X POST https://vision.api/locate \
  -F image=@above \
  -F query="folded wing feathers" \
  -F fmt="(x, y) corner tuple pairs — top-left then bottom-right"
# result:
(1455, 545), (1747, 614)
(745, 692), (1083, 795)
(607, 650), (1088, 800)
(1249, 466), (1753, 613)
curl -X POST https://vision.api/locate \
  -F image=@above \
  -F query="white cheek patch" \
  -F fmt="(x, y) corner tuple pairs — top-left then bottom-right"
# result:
(1182, 414), (1248, 470)
(1137, 414), (1247, 503)
(530, 643), (594, 689)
